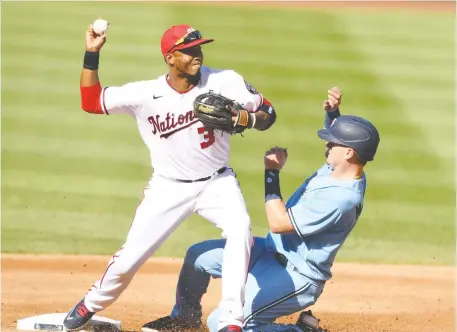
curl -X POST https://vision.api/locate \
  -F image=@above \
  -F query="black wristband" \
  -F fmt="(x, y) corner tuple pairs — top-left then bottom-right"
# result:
(83, 51), (100, 70)
(328, 108), (341, 121)
(265, 169), (282, 201)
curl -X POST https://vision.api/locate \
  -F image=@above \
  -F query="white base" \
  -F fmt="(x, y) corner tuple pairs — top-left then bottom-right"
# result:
(16, 313), (121, 331)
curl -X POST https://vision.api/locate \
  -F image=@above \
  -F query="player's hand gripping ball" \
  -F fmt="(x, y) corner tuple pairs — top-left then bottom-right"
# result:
(193, 92), (251, 135)
(92, 19), (110, 35)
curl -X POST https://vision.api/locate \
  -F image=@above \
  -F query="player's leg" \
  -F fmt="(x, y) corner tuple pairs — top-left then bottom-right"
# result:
(171, 239), (225, 320)
(63, 176), (195, 331)
(141, 237), (267, 332)
(242, 251), (324, 332)
(206, 250), (324, 332)
(194, 169), (253, 330)
(142, 239), (226, 332)
(173, 237), (267, 319)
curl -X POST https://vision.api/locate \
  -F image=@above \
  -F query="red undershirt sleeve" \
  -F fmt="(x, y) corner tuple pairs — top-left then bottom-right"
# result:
(80, 82), (104, 114)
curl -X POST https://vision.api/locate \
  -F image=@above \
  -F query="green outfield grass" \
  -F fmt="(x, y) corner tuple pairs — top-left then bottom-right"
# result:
(2, 2), (454, 265)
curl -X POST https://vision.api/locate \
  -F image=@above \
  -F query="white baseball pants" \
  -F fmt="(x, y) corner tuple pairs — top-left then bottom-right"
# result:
(83, 168), (252, 329)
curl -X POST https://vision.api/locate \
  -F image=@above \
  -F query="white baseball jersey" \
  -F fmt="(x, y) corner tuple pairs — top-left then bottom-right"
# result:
(99, 66), (264, 180)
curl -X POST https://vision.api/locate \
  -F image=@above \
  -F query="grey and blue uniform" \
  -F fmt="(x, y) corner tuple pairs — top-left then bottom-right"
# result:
(167, 109), (381, 332)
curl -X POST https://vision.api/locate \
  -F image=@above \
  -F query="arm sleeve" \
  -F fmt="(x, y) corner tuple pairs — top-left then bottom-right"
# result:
(100, 83), (141, 116)
(223, 71), (264, 112)
(287, 190), (342, 238)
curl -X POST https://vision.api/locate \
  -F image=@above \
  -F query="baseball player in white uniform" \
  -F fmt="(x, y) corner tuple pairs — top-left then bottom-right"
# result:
(63, 23), (277, 332)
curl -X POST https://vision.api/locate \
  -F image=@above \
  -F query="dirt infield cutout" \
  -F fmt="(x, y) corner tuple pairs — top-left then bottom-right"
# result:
(2, 254), (454, 332)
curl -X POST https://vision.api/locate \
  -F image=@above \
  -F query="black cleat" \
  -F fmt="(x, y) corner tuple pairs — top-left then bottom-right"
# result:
(141, 315), (202, 332)
(296, 310), (321, 332)
(63, 298), (95, 331)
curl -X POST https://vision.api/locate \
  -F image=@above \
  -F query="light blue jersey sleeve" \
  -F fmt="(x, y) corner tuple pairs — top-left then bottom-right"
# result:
(287, 189), (343, 238)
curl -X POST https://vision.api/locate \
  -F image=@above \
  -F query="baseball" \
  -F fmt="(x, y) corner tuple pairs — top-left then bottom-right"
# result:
(92, 19), (109, 35)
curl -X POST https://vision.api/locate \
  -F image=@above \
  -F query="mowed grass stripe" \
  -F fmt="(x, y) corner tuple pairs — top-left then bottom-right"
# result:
(3, 170), (147, 198)
(3, 134), (150, 166)
(346, 41), (452, 64)
(2, 209), (132, 254)
(337, 237), (453, 265)
(2, 106), (137, 131)
(2, 117), (142, 145)
(362, 200), (452, 225)
(3, 186), (141, 215)
(3, 208), (132, 233)
(3, 150), (150, 180)
(278, 108), (453, 131)
(208, 54), (452, 88)
(352, 218), (453, 246)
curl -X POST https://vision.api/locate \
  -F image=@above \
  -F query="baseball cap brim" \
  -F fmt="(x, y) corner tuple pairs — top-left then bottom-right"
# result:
(317, 128), (345, 145)
(171, 38), (214, 53)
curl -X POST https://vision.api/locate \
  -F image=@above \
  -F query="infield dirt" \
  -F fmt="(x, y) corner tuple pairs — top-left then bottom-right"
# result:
(2, 254), (454, 332)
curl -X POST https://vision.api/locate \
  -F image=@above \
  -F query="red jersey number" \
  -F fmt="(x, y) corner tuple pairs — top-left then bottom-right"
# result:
(198, 126), (215, 149)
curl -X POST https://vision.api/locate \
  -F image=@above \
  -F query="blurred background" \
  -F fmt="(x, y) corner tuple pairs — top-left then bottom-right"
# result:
(2, 1), (454, 265)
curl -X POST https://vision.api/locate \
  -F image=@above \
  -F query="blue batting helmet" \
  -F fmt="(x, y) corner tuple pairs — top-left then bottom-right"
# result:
(318, 115), (380, 163)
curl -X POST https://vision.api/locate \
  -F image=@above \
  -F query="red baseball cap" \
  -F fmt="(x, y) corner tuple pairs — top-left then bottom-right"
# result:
(160, 24), (214, 55)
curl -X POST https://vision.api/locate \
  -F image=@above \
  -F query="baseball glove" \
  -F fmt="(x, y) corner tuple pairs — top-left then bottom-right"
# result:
(193, 91), (251, 135)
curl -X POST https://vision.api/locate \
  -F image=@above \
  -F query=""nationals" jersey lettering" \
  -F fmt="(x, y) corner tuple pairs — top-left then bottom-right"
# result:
(148, 110), (199, 139)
